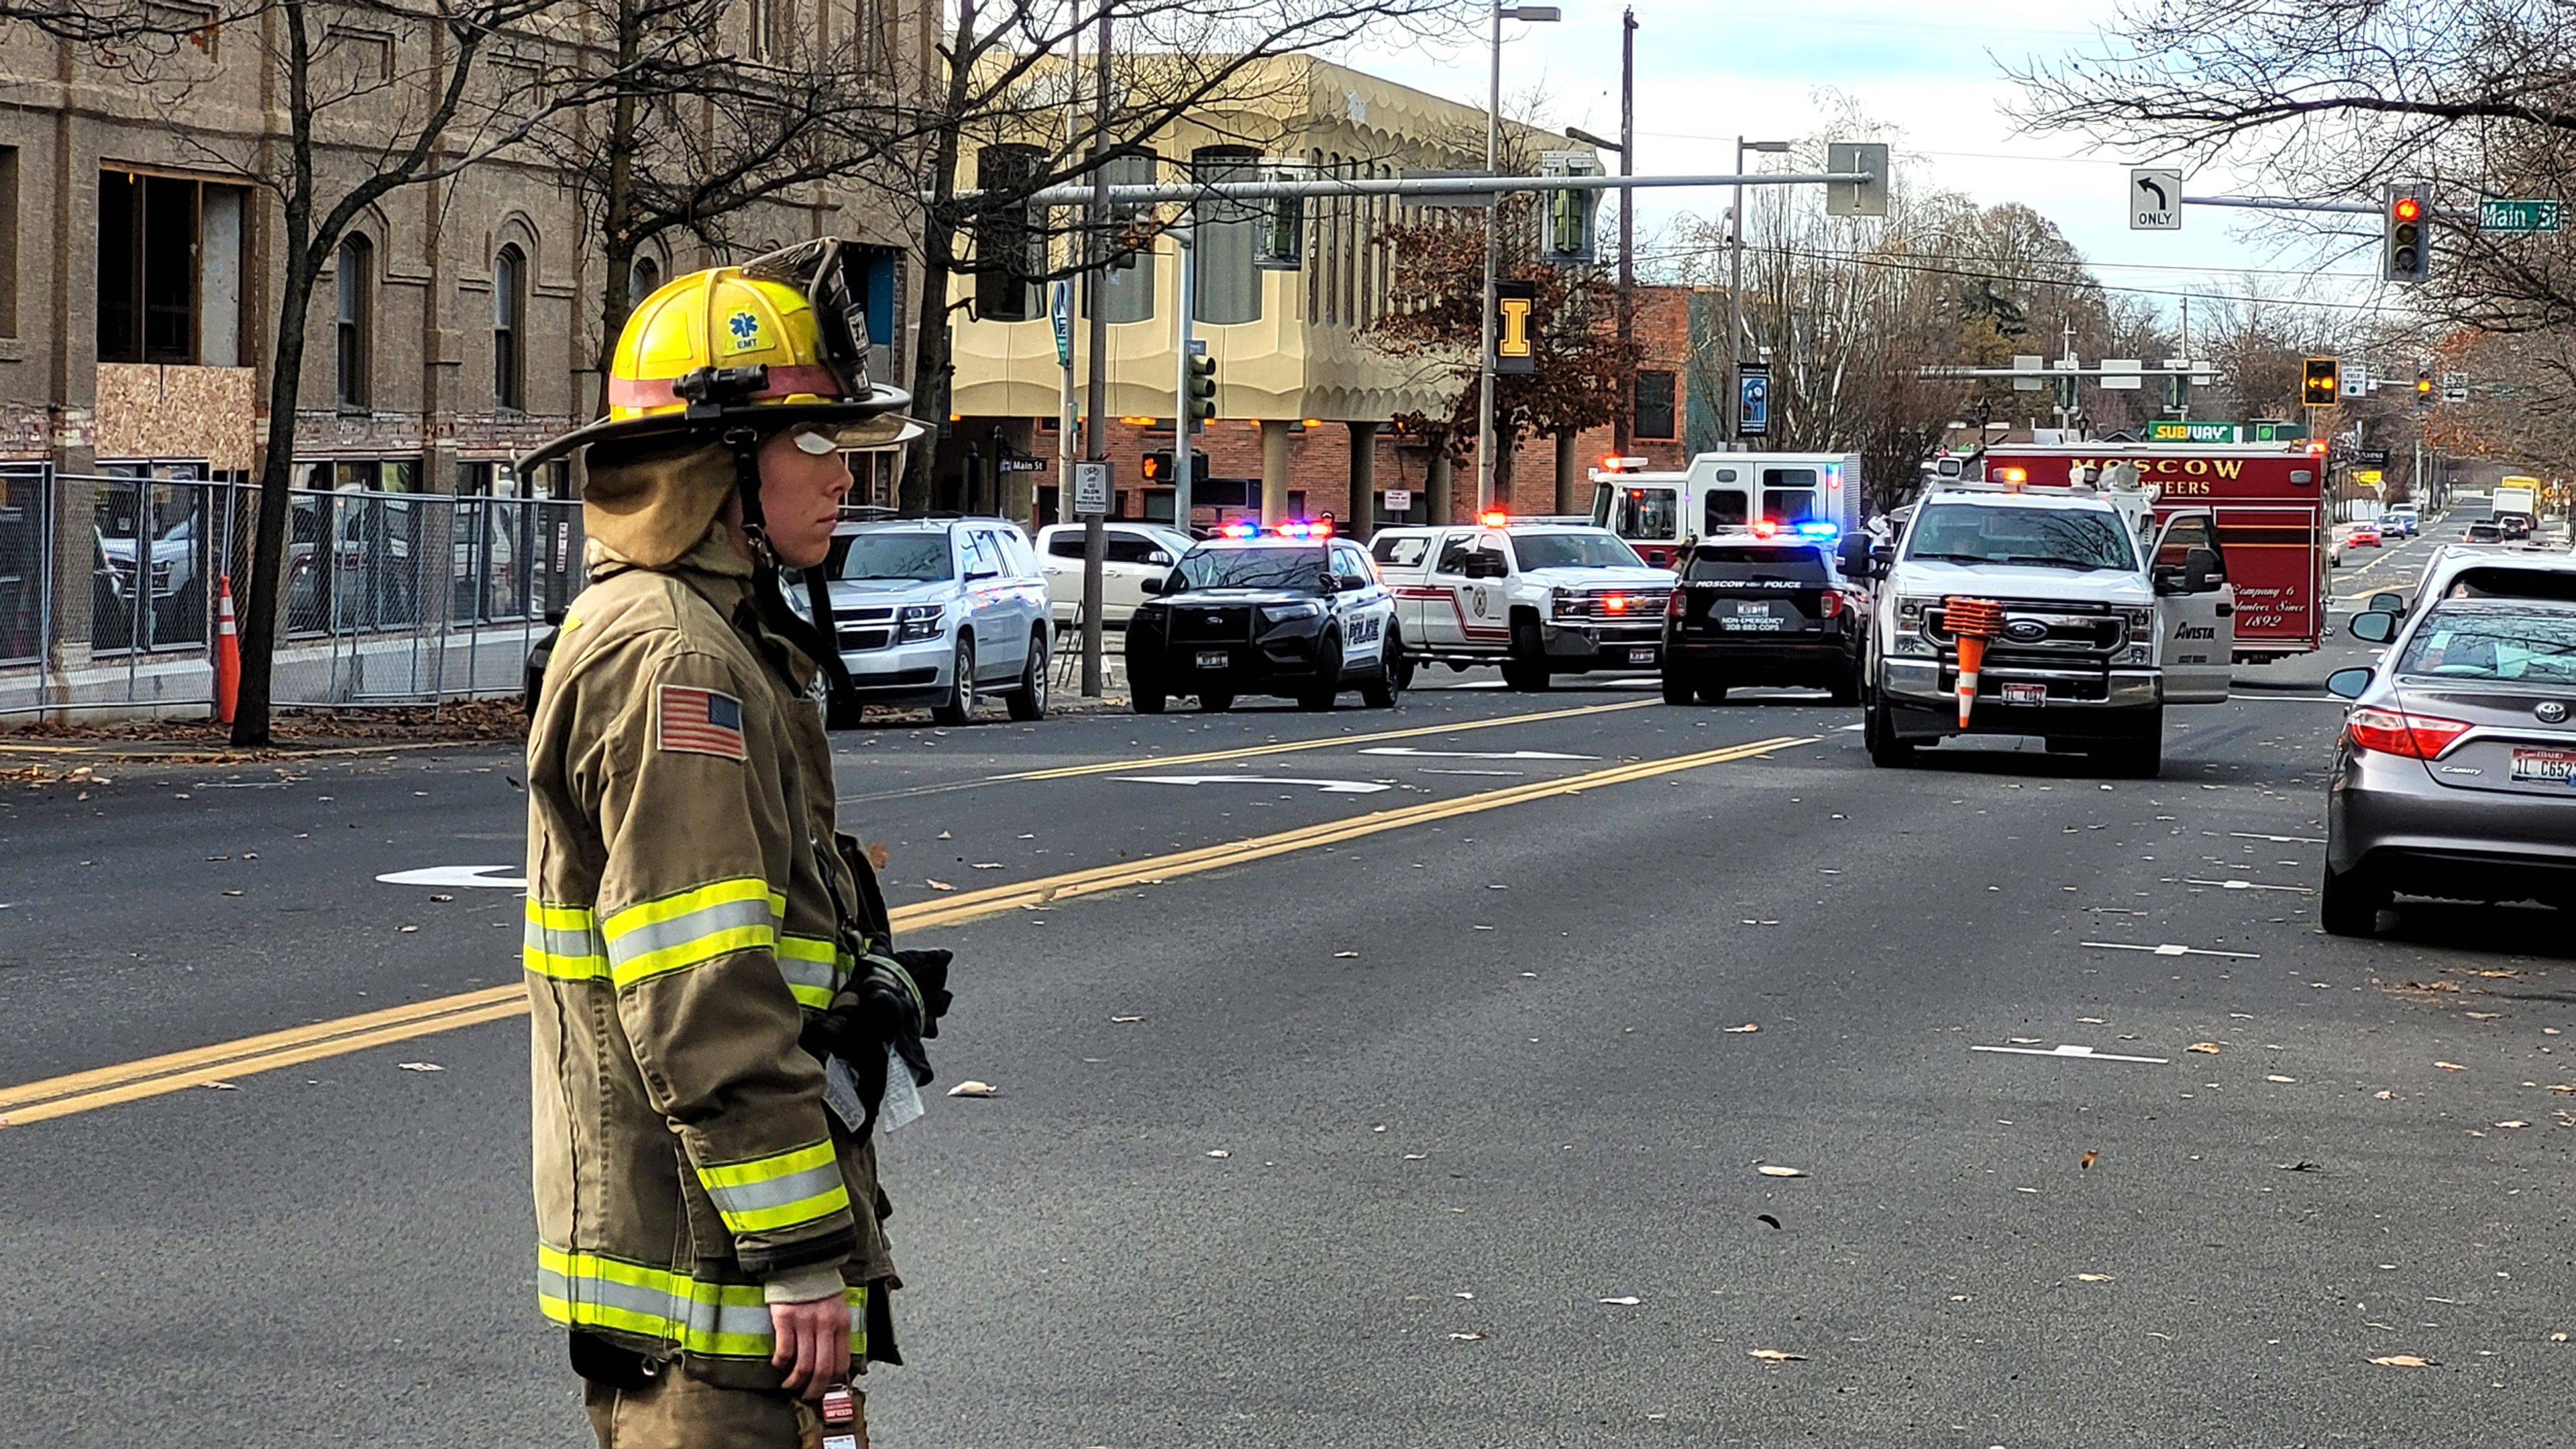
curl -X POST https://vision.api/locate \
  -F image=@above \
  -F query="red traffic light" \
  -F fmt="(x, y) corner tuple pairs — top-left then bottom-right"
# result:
(2392, 196), (2423, 223)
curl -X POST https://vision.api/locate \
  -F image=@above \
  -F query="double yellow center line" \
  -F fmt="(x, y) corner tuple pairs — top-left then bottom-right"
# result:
(0, 733), (1813, 1128)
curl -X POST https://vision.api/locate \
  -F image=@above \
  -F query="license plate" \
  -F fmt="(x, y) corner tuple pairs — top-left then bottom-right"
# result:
(2510, 748), (2576, 784)
(2000, 682), (2047, 705)
(1195, 651), (1229, 670)
(1734, 602), (1772, 615)
(1627, 647), (1657, 665)
(1719, 617), (1782, 631)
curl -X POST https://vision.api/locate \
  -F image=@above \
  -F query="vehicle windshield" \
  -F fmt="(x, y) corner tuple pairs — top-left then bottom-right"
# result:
(2395, 604), (2576, 683)
(835, 531), (953, 582)
(1175, 544), (1328, 592)
(1514, 532), (1646, 570)
(1684, 545), (1827, 585)
(1903, 502), (2138, 572)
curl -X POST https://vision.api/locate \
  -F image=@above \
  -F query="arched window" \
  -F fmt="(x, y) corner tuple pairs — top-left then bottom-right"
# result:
(335, 234), (372, 409)
(494, 244), (526, 411)
(629, 254), (662, 307)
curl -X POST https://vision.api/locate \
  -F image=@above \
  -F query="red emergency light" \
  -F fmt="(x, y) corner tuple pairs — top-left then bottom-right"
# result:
(1749, 519), (1780, 538)
(1478, 509), (1509, 528)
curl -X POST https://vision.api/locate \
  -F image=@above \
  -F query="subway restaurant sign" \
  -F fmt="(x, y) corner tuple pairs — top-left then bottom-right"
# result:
(2147, 421), (2241, 443)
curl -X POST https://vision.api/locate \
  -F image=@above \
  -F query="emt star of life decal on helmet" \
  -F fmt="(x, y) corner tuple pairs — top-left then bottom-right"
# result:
(726, 309), (763, 351)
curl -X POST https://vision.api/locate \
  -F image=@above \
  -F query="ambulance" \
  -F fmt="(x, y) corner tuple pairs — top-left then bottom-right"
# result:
(1589, 452), (1866, 569)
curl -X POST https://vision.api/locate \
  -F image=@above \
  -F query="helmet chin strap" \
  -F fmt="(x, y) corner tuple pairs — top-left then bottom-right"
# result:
(724, 427), (859, 712)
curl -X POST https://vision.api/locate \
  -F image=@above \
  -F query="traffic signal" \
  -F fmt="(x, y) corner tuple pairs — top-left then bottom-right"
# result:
(1140, 451), (1205, 486)
(2416, 369), (2434, 408)
(2384, 183), (2431, 284)
(1184, 354), (1218, 427)
(2302, 356), (2341, 408)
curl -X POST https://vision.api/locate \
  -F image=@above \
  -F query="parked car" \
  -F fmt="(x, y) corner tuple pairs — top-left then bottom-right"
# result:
(1034, 522), (1194, 629)
(820, 518), (1052, 724)
(2324, 598), (2576, 934)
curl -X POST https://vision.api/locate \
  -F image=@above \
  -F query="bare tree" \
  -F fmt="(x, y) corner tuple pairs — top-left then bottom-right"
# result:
(2012, 0), (2576, 333)
(870, 0), (1478, 506)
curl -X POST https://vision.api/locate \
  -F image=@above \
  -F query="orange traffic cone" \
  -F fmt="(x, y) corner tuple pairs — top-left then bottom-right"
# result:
(1943, 597), (2005, 728)
(214, 575), (241, 724)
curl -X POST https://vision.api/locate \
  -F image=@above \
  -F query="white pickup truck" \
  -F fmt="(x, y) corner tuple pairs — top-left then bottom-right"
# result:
(1864, 474), (2233, 777)
(1369, 519), (1676, 690)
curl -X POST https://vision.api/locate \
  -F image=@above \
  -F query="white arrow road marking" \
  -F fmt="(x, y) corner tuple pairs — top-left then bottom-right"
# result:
(2081, 941), (2263, 959)
(1973, 1042), (2171, 1065)
(376, 865), (529, 890)
(1113, 775), (1392, 795)
(2186, 877), (2316, 894)
(1837, 723), (1865, 733)
(1358, 747), (1597, 761)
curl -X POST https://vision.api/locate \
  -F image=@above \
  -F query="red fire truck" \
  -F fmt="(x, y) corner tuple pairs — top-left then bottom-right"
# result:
(1977, 441), (2330, 661)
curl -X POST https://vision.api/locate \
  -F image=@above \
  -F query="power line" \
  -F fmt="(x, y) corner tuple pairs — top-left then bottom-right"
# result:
(1624, 239), (2399, 314)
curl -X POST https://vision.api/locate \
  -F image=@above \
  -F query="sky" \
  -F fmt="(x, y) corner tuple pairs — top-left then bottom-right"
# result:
(1336, 0), (2390, 345)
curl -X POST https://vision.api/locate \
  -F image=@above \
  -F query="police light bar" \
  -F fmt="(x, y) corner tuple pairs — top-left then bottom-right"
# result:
(1220, 522), (1259, 539)
(1479, 509), (1509, 528)
(1794, 521), (1840, 539)
(1275, 519), (1334, 540)
(1597, 455), (1650, 472)
(1994, 466), (2029, 487)
(1749, 520), (1780, 538)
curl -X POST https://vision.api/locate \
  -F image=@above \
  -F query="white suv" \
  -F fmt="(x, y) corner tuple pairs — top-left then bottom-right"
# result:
(821, 518), (1053, 724)
(1035, 522), (1195, 627)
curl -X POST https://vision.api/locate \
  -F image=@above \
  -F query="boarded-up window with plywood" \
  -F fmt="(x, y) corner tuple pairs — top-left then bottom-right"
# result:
(97, 169), (245, 365)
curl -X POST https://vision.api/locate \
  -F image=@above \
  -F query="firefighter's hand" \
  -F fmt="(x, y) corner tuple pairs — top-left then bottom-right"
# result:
(768, 1292), (850, 1399)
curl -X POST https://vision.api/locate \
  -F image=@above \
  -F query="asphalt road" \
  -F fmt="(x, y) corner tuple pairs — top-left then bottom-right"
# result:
(7, 529), (2574, 1449)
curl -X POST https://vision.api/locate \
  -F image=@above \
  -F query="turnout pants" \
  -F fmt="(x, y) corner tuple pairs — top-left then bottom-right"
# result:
(584, 1371), (865, 1449)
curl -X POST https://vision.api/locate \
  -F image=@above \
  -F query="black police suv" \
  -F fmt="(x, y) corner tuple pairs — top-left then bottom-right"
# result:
(1125, 527), (1402, 713)
(1660, 533), (1868, 704)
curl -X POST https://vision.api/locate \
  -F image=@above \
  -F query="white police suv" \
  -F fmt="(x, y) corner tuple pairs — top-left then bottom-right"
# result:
(1124, 521), (1401, 713)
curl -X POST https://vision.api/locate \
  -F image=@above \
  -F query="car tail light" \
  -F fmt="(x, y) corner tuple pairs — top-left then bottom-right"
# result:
(2345, 706), (2473, 759)
(1819, 590), (1843, 620)
(1666, 588), (1686, 617)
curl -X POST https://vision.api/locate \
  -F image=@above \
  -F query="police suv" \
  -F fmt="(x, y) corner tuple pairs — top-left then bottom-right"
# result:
(1126, 521), (1401, 714)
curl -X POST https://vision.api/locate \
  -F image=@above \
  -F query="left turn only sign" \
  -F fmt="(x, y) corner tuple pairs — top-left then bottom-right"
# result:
(2130, 168), (2182, 231)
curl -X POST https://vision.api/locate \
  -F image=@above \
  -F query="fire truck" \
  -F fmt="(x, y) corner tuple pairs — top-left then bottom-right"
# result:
(1975, 441), (2330, 661)
(1589, 453), (1866, 570)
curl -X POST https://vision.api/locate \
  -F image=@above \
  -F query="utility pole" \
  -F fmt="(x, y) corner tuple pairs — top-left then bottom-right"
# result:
(1172, 220), (1198, 531)
(1613, 7), (1635, 454)
(1055, 18), (1081, 531)
(1079, 11), (1111, 698)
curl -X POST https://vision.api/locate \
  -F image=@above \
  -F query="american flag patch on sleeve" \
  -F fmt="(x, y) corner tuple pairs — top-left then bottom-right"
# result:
(656, 684), (747, 760)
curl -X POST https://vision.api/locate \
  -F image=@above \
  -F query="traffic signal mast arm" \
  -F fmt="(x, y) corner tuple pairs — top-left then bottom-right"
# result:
(957, 168), (1882, 209)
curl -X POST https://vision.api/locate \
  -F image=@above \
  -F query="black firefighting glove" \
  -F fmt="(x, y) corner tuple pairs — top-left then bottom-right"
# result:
(798, 949), (954, 1133)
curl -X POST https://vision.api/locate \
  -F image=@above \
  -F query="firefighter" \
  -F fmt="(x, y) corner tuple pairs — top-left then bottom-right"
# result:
(515, 240), (943, 1448)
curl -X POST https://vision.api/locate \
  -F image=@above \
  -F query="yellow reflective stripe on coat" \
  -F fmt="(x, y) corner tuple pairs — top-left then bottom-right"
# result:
(523, 899), (609, 981)
(601, 878), (783, 988)
(694, 1138), (851, 1234)
(537, 1244), (866, 1360)
(776, 934), (845, 1010)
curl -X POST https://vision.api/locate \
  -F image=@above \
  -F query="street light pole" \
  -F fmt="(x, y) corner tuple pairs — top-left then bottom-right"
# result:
(1724, 138), (1788, 448)
(1475, 0), (1560, 513)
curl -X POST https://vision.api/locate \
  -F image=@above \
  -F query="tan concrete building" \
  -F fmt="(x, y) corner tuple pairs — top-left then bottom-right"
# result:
(941, 56), (1610, 532)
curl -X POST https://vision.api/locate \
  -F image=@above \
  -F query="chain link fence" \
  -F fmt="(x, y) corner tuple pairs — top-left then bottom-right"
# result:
(0, 468), (582, 720)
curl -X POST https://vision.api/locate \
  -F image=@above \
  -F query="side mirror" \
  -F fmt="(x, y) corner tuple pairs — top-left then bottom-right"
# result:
(1148, 551), (1173, 566)
(1138, 574), (1167, 596)
(2346, 610), (2397, 643)
(1836, 537), (1872, 577)
(2326, 666), (2375, 699)
(1336, 572), (1370, 591)
(2184, 545), (2224, 593)
(2367, 591), (2403, 614)
(2152, 563), (2187, 595)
